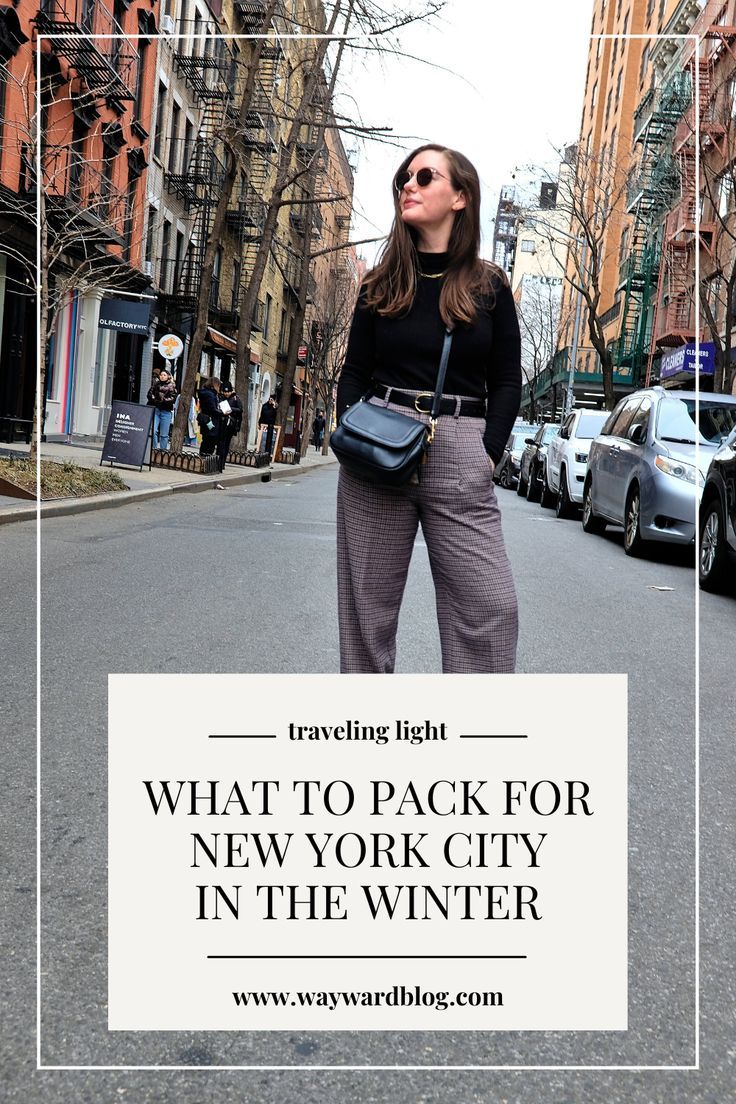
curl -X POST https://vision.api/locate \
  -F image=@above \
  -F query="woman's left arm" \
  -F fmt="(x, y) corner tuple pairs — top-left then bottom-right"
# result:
(483, 280), (522, 465)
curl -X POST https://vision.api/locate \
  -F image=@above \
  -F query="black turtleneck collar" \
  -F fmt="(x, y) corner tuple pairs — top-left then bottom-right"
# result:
(416, 250), (449, 276)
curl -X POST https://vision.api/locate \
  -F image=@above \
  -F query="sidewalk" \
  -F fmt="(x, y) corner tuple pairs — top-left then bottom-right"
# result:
(0, 439), (337, 525)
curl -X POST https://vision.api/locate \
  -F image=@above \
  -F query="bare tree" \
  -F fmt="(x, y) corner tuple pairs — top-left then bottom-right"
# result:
(515, 276), (569, 422)
(531, 144), (634, 411)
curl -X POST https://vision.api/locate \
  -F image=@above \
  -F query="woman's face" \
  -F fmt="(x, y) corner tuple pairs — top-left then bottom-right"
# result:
(159, 371), (169, 383)
(397, 151), (465, 241)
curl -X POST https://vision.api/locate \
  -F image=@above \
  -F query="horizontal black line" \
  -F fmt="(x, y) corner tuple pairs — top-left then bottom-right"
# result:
(208, 734), (277, 739)
(207, 955), (526, 960)
(459, 734), (528, 739)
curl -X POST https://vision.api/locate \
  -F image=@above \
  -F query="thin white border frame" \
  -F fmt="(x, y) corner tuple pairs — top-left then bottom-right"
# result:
(33, 27), (703, 1072)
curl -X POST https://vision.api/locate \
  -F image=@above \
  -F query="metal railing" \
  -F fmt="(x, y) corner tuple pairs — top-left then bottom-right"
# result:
(43, 143), (127, 238)
(36, 0), (138, 100)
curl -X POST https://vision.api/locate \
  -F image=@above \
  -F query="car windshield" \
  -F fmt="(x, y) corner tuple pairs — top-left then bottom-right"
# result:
(542, 425), (560, 443)
(575, 412), (609, 439)
(656, 397), (736, 445)
(512, 433), (529, 449)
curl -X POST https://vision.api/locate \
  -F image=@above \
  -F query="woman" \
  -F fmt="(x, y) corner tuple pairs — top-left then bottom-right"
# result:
(147, 368), (178, 451)
(335, 143), (522, 674)
(216, 381), (243, 472)
(197, 377), (221, 458)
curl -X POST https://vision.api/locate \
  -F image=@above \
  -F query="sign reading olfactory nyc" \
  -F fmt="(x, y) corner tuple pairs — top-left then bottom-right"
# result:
(98, 297), (152, 337)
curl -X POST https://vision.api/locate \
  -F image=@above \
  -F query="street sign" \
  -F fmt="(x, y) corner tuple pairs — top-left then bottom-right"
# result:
(101, 400), (154, 471)
(660, 342), (715, 380)
(158, 333), (184, 360)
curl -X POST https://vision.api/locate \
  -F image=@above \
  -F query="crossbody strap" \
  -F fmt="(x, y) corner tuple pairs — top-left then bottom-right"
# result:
(430, 327), (454, 420)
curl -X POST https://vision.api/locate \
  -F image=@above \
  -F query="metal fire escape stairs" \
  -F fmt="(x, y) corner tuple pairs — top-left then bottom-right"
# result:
(614, 71), (690, 384)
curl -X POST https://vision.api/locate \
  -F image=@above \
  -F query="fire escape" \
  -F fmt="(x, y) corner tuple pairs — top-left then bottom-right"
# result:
(36, 0), (138, 242)
(162, 21), (231, 315)
(650, 52), (724, 366)
(35, 0), (139, 111)
(612, 70), (690, 383)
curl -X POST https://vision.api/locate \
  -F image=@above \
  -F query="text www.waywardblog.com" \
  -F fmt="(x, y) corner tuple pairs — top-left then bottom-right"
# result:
(232, 985), (503, 1013)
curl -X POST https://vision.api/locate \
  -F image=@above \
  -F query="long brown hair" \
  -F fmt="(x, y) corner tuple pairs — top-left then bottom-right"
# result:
(362, 144), (507, 326)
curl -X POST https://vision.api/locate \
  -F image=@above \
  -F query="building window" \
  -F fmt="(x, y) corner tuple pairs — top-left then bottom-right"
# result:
(615, 68), (623, 105)
(521, 239), (536, 253)
(605, 88), (612, 127)
(278, 308), (289, 353)
(263, 292), (272, 341)
(591, 80), (598, 110)
(611, 38), (618, 68)
(232, 260), (241, 313)
(621, 11), (629, 36)
(161, 218), (171, 291)
(153, 81), (166, 160)
(639, 44), (649, 86)
(145, 205), (156, 264)
(168, 102), (181, 172)
(718, 175), (732, 219)
(174, 229), (185, 290)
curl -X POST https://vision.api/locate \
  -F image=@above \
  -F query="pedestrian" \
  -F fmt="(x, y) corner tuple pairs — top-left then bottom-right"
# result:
(197, 377), (221, 458)
(259, 395), (278, 457)
(335, 143), (522, 674)
(216, 381), (243, 472)
(147, 368), (178, 450)
(313, 410), (325, 450)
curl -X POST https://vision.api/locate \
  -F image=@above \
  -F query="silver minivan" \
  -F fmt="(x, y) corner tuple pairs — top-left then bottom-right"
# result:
(582, 387), (736, 555)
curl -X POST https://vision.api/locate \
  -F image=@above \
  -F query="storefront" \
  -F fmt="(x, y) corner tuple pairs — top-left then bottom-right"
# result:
(660, 342), (715, 390)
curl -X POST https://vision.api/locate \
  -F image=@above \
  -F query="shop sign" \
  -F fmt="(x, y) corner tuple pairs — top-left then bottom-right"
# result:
(660, 342), (715, 379)
(101, 400), (154, 471)
(99, 298), (151, 337)
(158, 333), (184, 360)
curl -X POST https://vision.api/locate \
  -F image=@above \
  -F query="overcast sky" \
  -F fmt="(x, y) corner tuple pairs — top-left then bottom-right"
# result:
(335, 0), (593, 264)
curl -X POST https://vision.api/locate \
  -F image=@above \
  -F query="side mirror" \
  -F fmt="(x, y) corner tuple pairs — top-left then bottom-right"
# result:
(525, 437), (535, 445)
(629, 423), (646, 445)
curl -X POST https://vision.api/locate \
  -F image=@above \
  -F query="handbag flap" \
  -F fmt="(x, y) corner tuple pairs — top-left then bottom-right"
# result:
(340, 402), (426, 449)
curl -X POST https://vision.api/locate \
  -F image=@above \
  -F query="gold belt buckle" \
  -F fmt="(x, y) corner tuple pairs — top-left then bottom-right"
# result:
(414, 392), (433, 413)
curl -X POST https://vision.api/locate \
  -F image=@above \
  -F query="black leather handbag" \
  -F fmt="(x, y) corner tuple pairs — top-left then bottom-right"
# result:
(331, 328), (454, 486)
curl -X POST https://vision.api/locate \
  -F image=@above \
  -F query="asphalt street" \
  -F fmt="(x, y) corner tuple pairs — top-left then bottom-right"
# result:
(2, 463), (734, 1102)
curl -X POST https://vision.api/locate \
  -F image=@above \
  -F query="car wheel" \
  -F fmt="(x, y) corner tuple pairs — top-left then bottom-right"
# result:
(624, 486), (644, 557)
(582, 480), (606, 534)
(526, 463), (541, 503)
(500, 466), (509, 489)
(540, 469), (556, 509)
(699, 497), (728, 592)
(555, 467), (576, 519)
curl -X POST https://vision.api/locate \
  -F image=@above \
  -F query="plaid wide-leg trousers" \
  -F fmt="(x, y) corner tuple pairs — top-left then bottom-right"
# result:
(336, 394), (519, 673)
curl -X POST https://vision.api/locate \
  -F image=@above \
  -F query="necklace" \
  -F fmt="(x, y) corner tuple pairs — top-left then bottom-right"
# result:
(417, 268), (446, 279)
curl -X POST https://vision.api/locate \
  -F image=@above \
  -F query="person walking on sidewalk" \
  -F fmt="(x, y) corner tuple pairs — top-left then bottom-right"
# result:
(197, 377), (222, 458)
(259, 395), (278, 458)
(335, 143), (522, 674)
(147, 369), (178, 451)
(216, 381), (243, 472)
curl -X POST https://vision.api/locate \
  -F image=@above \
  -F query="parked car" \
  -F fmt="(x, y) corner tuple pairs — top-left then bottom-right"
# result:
(518, 423), (561, 501)
(582, 387), (736, 556)
(544, 408), (610, 517)
(494, 425), (539, 489)
(699, 425), (736, 592)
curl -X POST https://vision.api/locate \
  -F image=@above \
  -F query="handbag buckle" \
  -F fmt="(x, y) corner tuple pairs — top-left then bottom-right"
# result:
(427, 417), (438, 444)
(414, 392), (433, 413)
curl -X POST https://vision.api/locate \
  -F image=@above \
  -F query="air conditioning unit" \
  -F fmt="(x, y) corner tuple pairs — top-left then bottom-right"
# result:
(142, 260), (154, 278)
(160, 14), (175, 33)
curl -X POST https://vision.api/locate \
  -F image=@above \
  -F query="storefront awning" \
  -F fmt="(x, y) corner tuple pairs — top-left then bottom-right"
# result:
(206, 327), (237, 353)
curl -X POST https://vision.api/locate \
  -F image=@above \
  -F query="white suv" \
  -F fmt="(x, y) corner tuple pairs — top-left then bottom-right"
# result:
(544, 408), (610, 518)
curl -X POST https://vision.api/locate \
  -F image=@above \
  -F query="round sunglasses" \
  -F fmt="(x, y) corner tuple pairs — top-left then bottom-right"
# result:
(394, 166), (448, 193)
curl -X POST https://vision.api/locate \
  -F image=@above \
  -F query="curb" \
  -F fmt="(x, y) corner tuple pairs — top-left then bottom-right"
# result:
(0, 456), (337, 526)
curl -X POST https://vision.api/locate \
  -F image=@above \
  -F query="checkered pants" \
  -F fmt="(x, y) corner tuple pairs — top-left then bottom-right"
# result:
(336, 393), (518, 673)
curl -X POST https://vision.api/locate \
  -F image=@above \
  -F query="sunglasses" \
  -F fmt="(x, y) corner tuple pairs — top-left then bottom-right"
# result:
(394, 166), (448, 193)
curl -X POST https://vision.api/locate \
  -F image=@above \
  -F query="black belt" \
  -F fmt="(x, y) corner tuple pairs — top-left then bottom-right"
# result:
(372, 385), (486, 418)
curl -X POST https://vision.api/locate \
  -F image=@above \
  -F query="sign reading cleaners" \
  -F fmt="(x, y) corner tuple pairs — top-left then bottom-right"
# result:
(101, 400), (154, 470)
(98, 297), (151, 337)
(109, 673), (628, 1032)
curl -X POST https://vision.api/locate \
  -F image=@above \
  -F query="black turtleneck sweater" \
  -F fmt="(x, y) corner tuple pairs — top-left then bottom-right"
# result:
(336, 252), (522, 464)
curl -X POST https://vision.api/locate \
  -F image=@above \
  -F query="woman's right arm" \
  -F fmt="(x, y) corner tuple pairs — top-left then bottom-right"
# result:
(336, 289), (376, 419)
